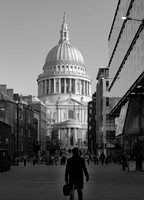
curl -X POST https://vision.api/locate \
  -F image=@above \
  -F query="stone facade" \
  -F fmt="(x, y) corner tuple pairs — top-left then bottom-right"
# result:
(37, 13), (92, 150)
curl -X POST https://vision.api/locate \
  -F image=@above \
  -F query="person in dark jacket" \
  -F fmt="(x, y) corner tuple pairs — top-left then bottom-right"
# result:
(121, 153), (127, 171)
(65, 147), (89, 200)
(100, 152), (105, 165)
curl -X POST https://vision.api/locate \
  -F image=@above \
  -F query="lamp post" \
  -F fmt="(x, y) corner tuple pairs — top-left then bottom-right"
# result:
(16, 101), (19, 166)
(121, 16), (144, 24)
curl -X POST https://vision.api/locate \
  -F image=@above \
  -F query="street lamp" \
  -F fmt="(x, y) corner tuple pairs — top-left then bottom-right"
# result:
(121, 16), (144, 24)
(16, 102), (19, 166)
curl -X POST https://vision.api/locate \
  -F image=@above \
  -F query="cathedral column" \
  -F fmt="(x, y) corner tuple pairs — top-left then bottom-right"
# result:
(87, 81), (89, 96)
(58, 129), (60, 140)
(66, 128), (69, 146)
(45, 80), (47, 95)
(74, 128), (76, 146)
(59, 78), (61, 93)
(49, 79), (51, 94)
(54, 79), (56, 93)
(68, 128), (70, 146)
(88, 82), (90, 95)
(75, 79), (77, 94)
(47, 79), (49, 94)
(64, 78), (66, 93)
(89, 83), (91, 96)
(84, 81), (85, 95)
(69, 78), (72, 93)
(73, 79), (76, 94)
(38, 82), (40, 96)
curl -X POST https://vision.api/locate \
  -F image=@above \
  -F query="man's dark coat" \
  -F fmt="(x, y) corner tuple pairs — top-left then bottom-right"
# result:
(65, 155), (89, 190)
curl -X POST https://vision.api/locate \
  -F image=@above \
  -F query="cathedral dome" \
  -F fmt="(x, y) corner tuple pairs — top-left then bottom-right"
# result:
(37, 13), (92, 104)
(45, 42), (84, 66)
(45, 13), (84, 67)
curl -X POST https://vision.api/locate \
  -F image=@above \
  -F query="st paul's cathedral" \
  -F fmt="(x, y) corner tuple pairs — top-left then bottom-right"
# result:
(37, 13), (92, 150)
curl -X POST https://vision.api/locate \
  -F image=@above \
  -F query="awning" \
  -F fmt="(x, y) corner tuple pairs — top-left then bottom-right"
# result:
(109, 72), (144, 117)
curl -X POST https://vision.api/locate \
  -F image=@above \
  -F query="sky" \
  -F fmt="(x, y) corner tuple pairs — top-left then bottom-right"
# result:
(0, 0), (118, 96)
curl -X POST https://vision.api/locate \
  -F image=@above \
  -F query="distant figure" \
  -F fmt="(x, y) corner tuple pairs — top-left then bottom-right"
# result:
(33, 156), (36, 166)
(16, 157), (19, 166)
(61, 156), (66, 165)
(87, 155), (91, 165)
(65, 147), (89, 200)
(94, 155), (98, 165)
(100, 152), (105, 165)
(121, 153), (127, 171)
(24, 155), (26, 166)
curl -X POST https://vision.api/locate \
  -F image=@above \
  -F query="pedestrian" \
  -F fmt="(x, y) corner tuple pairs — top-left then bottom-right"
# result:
(100, 152), (105, 165)
(33, 156), (36, 166)
(121, 153), (127, 171)
(65, 147), (89, 200)
(94, 155), (99, 165)
(16, 157), (19, 166)
(24, 155), (26, 166)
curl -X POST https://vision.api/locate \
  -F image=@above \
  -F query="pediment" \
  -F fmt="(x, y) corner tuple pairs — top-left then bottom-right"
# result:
(55, 119), (84, 128)
(59, 119), (77, 125)
(57, 97), (83, 106)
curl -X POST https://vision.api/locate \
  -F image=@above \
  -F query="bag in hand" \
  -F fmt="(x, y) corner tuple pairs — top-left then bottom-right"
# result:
(63, 184), (70, 196)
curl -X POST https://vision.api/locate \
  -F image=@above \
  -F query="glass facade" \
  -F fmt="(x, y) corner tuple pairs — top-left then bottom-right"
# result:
(108, 0), (144, 163)
(109, 0), (144, 103)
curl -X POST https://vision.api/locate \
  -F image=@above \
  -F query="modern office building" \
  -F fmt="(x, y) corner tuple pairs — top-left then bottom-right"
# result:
(37, 13), (92, 150)
(88, 92), (96, 154)
(96, 67), (116, 157)
(108, 0), (144, 161)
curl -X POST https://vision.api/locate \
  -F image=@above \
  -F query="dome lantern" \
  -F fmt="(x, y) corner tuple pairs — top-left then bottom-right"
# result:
(59, 12), (70, 44)
(44, 14), (85, 67)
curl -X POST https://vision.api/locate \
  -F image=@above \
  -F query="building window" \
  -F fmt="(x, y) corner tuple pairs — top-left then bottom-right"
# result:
(77, 113), (79, 121)
(106, 81), (109, 91)
(56, 79), (59, 93)
(106, 97), (109, 107)
(68, 110), (74, 119)
(28, 129), (30, 137)
(51, 79), (54, 93)
(71, 79), (75, 93)
(43, 80), (45, 94)
(47, 80), (49, 94)
(63, 112), (66, 120)
(81, 80), (84, 95)
(28, 117), (30, 124)
(61, 78), (64, 93)
(66, 79), (70, 93)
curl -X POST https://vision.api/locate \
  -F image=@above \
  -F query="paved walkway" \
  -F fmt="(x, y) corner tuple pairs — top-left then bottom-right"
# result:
(0, 163), (144, 200)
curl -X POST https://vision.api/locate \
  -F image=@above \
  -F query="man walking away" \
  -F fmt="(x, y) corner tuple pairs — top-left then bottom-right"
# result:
(65, 147), (89, 200)
(100, 152), (105, 165)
